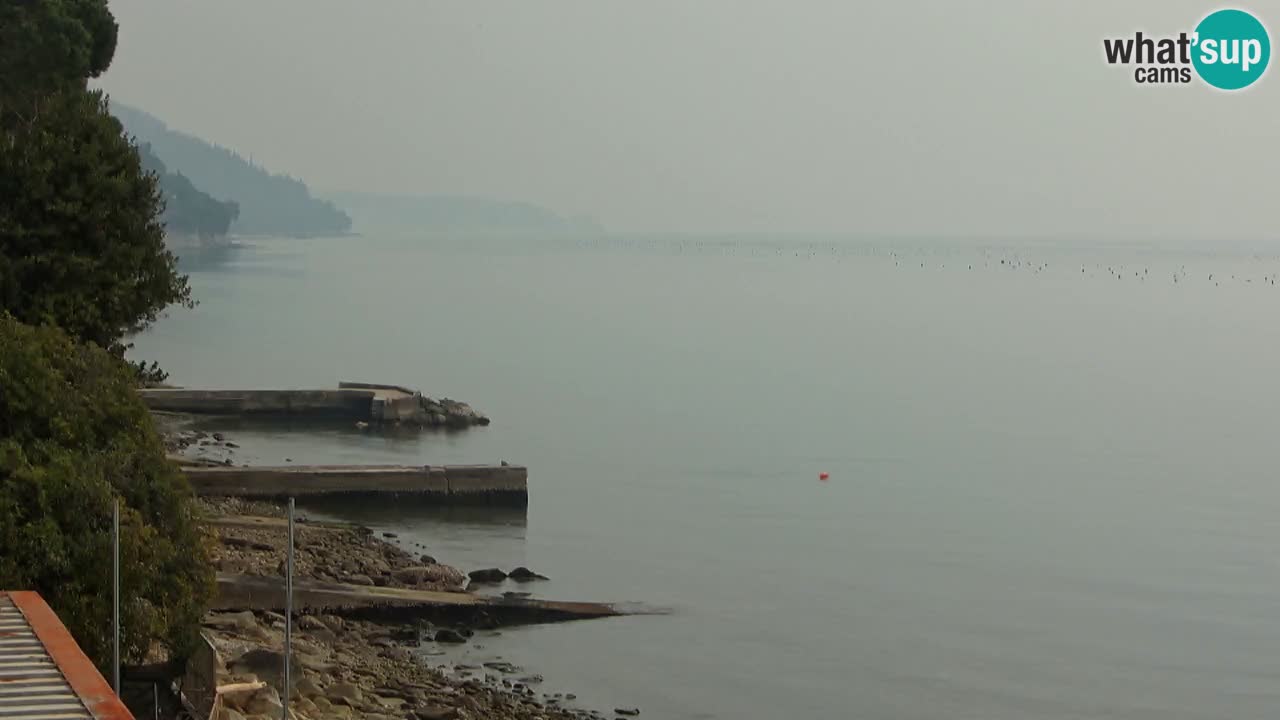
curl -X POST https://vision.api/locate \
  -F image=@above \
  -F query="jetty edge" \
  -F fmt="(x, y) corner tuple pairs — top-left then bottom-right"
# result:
(182, 463), (528, 505)
(139, 381), (489, 428)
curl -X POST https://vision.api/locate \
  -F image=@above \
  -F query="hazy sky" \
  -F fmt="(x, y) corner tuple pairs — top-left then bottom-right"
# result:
(100, 1), (1277, 236)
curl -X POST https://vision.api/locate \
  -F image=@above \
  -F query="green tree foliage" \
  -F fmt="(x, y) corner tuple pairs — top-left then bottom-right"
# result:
(0, 314), (214, 669)
(1, 0), (191, 352)
(0, 0), (117, 103)
(0, 0), (211, 670)
(0, 89), (192, 349)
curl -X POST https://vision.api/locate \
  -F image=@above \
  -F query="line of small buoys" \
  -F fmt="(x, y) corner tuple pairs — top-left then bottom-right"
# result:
(569, 237), (1280, 288)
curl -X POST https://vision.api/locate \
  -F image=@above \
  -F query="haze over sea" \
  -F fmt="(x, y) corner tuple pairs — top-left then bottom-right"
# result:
(134, 231), (1280, 720)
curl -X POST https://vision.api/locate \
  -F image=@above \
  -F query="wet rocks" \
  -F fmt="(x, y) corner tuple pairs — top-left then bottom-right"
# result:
(218, 683), (285, 718)
(396, 565), (466, 588)
(202, 503), (468, 594)
(468, 568), (507, 583)
(615, 709), (640, 717)
(221, 537), (274, 552)
(204, 610), (258, 632)
(416, 397), (490, 428)
(298, 615), (328, 631)
(229, 648), (299, 688)
(218, 684), (265, 712)
(242, 686), (284, 717)
(326, 682), (363, 706)
(508, 567), (549, 582)
(293, 676), (324, 699)
(433, 629), (467, 644)
(415, 706), (460, 720)
(199, 500), (599, 720)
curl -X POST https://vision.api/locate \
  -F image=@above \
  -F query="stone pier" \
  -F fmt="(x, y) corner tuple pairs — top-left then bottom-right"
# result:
(182, 464), (527, 504)
(140, 382), (489, 427)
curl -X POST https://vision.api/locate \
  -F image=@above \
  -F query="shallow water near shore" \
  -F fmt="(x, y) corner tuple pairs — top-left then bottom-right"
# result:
(136, 233), (1280, 719)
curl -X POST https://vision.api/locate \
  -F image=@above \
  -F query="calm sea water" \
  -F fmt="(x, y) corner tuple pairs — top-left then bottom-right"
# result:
(134, 233), (1280, 720)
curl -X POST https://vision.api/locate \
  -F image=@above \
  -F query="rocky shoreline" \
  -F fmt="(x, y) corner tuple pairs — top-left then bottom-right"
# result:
(199, 498), (624, 720)
(157, 412), (635, 720)
(156, 412), (241, 466)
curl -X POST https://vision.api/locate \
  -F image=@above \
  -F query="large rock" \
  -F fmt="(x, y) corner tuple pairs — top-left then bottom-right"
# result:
(416, 396), (490, 427)
(242, 687), (283, 717)
(205, 611), (259, 632)
(228, 648), (299, 689)
(440, 398), (490, 427)
(508, 567), (549, 582)
(326, 682), (363, 706)
(219, 684), (265, 713)
(467, 568), (506, 583)
(395, 565), (465, 587)
(297, 615), (328, 631)
(298, 655), (336, 675)
(415, 707), (459, 720)
(294, 697), (320, 718)
(433, 628), (467, 644)
(307, 627), (337, 645)
(293, 677), (324, 699)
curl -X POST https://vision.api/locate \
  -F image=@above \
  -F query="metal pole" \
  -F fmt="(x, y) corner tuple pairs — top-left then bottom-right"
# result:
(282, 498), (294, 720)
(112, 499), (120, 695)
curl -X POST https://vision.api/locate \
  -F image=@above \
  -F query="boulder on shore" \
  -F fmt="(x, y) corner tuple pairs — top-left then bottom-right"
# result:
(415, 396), (490, 428)
(433, 628), (467, 644)
(395, 564), (465, 589)
(468, 568), (507, 583)
(508, 567), (549, 582)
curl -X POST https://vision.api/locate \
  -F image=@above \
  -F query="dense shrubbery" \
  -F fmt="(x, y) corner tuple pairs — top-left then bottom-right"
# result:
(0, 315), (213, 668)
(0, 89), (191, 350)
(0, 0), (212, 672)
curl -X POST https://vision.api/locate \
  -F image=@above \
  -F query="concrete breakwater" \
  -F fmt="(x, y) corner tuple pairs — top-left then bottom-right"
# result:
(140, 381), (490, 428)
(184, 463), (528, 504)
(213, 573), (636, 623)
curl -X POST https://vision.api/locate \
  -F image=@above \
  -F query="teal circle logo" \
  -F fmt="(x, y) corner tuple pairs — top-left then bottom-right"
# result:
(1192, 9), (1271, 90)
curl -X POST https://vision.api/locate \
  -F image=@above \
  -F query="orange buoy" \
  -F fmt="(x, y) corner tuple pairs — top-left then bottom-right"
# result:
(819, 472), (830, 481)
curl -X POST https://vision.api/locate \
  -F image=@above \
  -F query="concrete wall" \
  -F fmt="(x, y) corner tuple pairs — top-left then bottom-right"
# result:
(183, 464), (527, 504)
(376, 394), (425, 422)
(141, 389), (375, 418)
(445, 464), (529, 499)
(338, 381), (418, 395)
